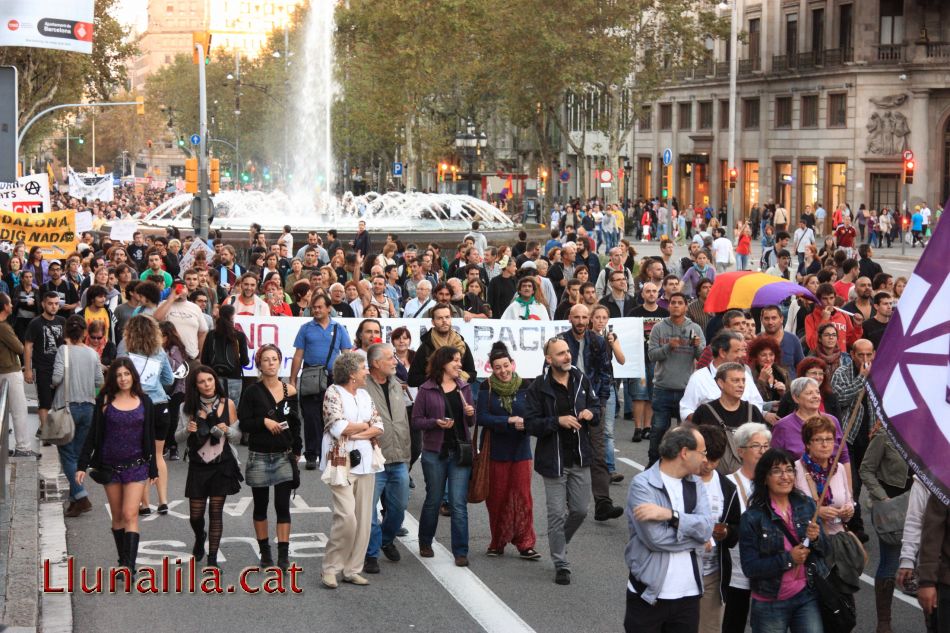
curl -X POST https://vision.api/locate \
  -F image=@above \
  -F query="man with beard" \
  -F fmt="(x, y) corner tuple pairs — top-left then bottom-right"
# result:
(407, 303), (476, 387)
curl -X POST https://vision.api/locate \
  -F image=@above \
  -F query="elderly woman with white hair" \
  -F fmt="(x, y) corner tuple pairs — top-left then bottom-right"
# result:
(771, 377), (850, 465)
(320, 351), (385, 589)
(403, 279), (434, 319)
(722, 422), (773, 633)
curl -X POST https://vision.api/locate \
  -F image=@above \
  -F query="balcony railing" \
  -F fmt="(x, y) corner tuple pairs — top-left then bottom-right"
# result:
(822, 47), (853, 66)
(738, 58), (761, 75)
(715, 61), (730, 77)
(771, 54), (799, 72)
(876, 44), (905, 62)
(926, 42), (950, 58)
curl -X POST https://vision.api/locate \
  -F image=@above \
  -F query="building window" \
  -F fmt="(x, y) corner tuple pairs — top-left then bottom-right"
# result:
(748, 18), (761, 67)
(742, 98), (760, 130)
(166, 5), (174, 13)
(743, 161), (760, 220)
(801, 95), (819, 128)
(828, 93), (847, 127)
(775, 96), (792, 128)
(839, 4), (853, 57)
(800, 163), (819, 213)
(679, 103), (692, 131)
(786, 13), (798, 57)
(638, 105), (651, 132)
(659, 104), (673, 130)
(812, 8), (825, 55)
(719, 99), (729, 130)
(698, 101), (713, 130)
(879, 0), (903, 45)
(164, 54), (172, 64)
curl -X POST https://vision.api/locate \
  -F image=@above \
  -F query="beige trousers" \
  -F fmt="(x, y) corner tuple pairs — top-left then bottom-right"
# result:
(322, 472), (375, 577)
(699, 569), (723, 633)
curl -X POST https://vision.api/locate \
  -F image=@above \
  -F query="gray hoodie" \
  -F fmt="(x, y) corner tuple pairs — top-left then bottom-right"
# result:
(647, 317), (705, 390)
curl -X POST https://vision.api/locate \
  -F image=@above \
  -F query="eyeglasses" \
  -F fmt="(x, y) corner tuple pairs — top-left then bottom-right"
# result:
(692, 448), (708, 457)
(89, 335), (103, 340)
(769, 467), (796, 478)
(810, 437), (835, 445)
(742, 443), (770, 451)
(805, 371), (825, 378)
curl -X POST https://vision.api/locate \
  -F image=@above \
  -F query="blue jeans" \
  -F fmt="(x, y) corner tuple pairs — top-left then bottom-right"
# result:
(419, 450), (471, 557)
(595, 227), (604, 251)
(750, 588), (823, 633)
(649, 387), (684, 466)
(367, 462), (410, 558)
(876, 538), (901, 579)
(57, 402), (95, 501)
(737, 254), (749, 271)
(603, 389), (617, 473)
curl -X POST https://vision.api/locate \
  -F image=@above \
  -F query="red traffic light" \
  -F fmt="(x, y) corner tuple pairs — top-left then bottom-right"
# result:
(905, 160), (914, 170)
(729, 168), (738, 178)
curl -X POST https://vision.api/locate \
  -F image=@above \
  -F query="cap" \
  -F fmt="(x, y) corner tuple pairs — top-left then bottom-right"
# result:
(520, 260), (537, 270)
(47, 259), (62, 267)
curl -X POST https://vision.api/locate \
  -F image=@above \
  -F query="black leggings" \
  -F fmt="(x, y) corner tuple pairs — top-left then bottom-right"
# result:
(165, 392), (185, 448)
(251, 483), (293, 523)
(721, 585), (751, 633)
(189, 497), (225, 556)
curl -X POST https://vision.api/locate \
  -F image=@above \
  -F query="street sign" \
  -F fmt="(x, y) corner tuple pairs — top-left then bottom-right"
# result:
(599, 170), (613, 184)
(902, 149), (914, 162)
(559, 169), (570, 183)
(662, 148), (673, 166)
(392, 161), (403, 177)
(190, 134), (200, 145)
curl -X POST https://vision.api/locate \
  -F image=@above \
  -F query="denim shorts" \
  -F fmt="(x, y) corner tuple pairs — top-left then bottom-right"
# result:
(245, 450), (293, 488)
(629, 361), (654, 401)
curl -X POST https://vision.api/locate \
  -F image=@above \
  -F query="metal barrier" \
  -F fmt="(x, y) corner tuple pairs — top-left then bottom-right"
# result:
(0, 380), (10, 501)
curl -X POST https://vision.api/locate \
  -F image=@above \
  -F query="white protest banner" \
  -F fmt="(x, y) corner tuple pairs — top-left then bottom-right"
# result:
(0, 0), (94, 54)
(68, 169), (114, 202)
(179, 238), (214, 273)
(17, 174), (51, 211)
(0, 174), (51, 213)
(109, 219), (137, 242)
(234, 316), (645, 379)
(74, 210), (93, 234)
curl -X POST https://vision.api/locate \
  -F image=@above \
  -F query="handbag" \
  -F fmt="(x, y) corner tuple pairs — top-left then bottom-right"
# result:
(321, 440), (351, 487)
(371, 438), (386, 470)
(697, 401), (745, 475)
(299, 324), (338, 397)
(276, 382), (300, 490)
(467, 382), (493, 503)
(88, 464), (115, 485)
(870, 492), (910, 545)
(43, 345), (76, 446)
(441, 385), (472, 468)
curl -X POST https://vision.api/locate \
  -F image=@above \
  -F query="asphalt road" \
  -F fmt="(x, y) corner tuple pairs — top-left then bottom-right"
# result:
(61, 417), (926, 633)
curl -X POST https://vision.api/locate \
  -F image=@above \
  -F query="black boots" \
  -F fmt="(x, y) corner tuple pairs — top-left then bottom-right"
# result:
(277, 542), (290, 572)
(111, 528), (126, 567)
(258, 538), (274, 567)
(875, 578), (895, 633)
(124, 531), (140, 575)
(192, 531), (207, 562)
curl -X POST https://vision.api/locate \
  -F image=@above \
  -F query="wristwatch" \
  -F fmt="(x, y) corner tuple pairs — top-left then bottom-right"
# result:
(668, 510), (680, 530)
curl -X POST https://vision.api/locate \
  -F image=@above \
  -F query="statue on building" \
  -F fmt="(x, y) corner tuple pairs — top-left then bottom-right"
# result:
(866, 113), (884, 154)
(869, 94), (908, 109)
(893, 112), (910, 152)
(865, 110), (911, 155)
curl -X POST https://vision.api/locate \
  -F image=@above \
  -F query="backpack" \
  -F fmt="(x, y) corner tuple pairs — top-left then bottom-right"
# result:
(210, 334), (239, 376)
(760, 246), (775, 271)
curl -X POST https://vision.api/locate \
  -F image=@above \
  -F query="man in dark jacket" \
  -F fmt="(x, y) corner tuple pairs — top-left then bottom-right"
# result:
(557, 304), (624, 522)
(352, 220), (371, 258)
(525, 337), (600, 586)
(599, 270), (638, 319)
(407, 303), (476, 387)
(487, 257), (518, 319)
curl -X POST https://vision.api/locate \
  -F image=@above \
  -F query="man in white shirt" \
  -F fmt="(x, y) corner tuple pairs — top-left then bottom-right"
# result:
(224, 273), (270, 317)
(402, 280), (434, 319)
(921, 202), (931, 231)
(792, 219), (816, 275)
(153, 282), (209, 360)
(680, 331), (765, 421)
(464, 220), (488, 256)
(711, 228), (733, 273)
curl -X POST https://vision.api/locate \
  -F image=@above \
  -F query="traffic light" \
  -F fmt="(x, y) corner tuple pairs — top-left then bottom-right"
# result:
(728, 167), (738, 189)
(904, 159), (915, 184)
(451, 165), (459, 182)
(438, 162), (448, 182)
(185, 158), (199, 194)
(240, 171), (250, 184)
(178, 136), (186, 148)
(209, 158), (220, 194)
(135, 96), (145, 116)
(192, 31), (212, 65)
(77, 137), (84, 145)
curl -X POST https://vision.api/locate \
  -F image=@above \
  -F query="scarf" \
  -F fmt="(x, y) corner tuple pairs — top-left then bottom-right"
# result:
(692, 263), (710, 277)
(489, 373), (522, 413)
(85, 333), (106, 357)
(814, 345), (842, 373)
(514, 295), (536, 320)
(802, 452), (834, 506)
(429, 328), (470, 381)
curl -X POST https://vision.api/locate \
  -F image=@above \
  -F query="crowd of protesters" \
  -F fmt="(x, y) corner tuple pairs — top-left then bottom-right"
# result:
(0, 187), (939, 633)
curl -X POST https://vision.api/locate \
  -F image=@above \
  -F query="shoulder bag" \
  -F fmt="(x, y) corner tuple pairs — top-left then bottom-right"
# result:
(299, 324), (338, 397)
(696, 400), (745, 475)
(870, 491), (910, 546)
(43, 345), (76, 446)
(275, 382), (300, 490)
(467, 382), (493, 503)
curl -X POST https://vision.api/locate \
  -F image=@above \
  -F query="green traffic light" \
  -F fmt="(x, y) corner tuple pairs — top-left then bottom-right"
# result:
(662, 188), (668, 198)
(77, 138), (84, 145)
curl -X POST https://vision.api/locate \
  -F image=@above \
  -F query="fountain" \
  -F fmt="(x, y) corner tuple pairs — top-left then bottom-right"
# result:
(136, 0), (516, 240)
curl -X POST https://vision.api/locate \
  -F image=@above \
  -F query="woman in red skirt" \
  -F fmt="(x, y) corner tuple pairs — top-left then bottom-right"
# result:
(475, 342), (539, 559)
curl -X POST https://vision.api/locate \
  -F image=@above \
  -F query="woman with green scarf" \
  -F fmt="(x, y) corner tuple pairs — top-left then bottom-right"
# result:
(476, 342), (539, 559)
(500, 277), (549, 321)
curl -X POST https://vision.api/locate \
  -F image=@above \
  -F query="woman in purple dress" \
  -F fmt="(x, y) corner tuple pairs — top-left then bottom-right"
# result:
(77, 357), (158, 576)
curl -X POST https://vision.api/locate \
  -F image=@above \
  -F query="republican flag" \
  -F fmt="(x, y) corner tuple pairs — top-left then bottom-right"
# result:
(867, 199), (950, 504)
(502, 174), (514, 200)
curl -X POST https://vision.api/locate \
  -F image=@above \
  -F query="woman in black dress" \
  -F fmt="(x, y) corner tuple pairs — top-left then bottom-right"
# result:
(175, 365), (241, 568)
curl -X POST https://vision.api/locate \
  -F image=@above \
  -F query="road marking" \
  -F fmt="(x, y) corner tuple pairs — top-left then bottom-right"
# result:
(396, 512), (537, 633)
(616, 455), (922, 611)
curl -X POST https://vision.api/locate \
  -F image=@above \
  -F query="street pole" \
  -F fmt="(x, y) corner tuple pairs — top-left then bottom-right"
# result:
(284, 26), (290, 182)
(65, 125), (70, 169)
(91, 113), (96, 169)
(235, 55), (241, 189)
(197, 41), (210, 240)
(726, 0), (738, 231)
(901, 182), (907, 256)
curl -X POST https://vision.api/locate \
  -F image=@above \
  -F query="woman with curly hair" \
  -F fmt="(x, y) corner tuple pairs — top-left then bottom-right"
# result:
(746, 335), (789, 403)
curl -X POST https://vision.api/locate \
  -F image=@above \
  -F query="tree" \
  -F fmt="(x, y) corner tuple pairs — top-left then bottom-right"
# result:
(0, 0), (138, 152)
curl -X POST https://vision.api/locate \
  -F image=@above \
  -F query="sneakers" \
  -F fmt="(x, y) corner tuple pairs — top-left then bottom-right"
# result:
(555, 569), (571, 585)
(305, 459), (318, 471)
(380, 542), (401, 562)
(632, 428), (642, 443)
(12, 449), (41, 459)
(363, 556), (380, 574)
(343, 573), (370, 585)
(157, 503), (169, 515)
(166, 447), (180, 461)
(594, 503), (624, 521)
(138, 506), (151, 516)
(396, 527), (409, 537)
(321, 572), (338, 589)
(610, 473), (625, 484)
(518, 548), (541, 561)
(642, 427), (651, 439)
(419, 544), (434, 558)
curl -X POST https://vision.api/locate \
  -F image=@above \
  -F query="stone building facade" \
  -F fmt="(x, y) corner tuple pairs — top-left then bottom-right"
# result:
(559, 0), (950, 228)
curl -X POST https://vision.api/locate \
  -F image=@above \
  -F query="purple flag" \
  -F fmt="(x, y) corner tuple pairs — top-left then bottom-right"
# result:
(867, 212), (950, 505)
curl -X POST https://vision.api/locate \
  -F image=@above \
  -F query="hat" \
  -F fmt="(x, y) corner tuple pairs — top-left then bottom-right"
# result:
(520, 260), (537, 270)
(0, 242), (11, 254)
(47, 259), (62, 267)
(77, 243), (91, 254)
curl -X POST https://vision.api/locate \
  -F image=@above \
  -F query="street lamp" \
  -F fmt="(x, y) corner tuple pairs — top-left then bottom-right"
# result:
(623, 160), (632, 202)
(719, 0), (739, 230)
(454, 120), (487, 197)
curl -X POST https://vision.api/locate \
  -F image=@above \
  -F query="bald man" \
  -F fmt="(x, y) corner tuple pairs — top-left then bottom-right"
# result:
(842, 276), (875, 322)
(830, 338), (875, 540)
(556, 304), (624, 521)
